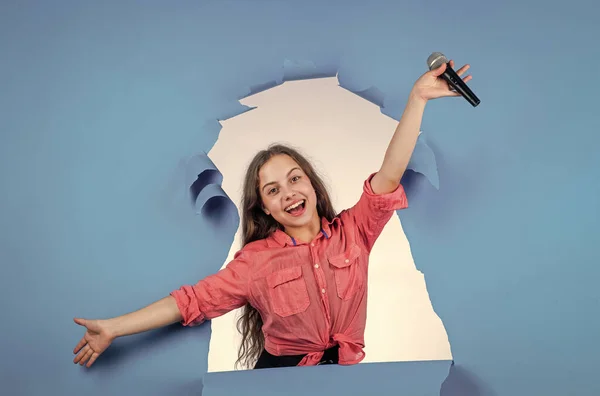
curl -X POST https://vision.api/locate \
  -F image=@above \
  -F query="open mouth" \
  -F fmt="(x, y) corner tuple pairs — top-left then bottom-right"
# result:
(285, 200), (306, 216)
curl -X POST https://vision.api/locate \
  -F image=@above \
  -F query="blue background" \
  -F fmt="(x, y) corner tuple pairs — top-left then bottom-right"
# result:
(1, 1), (598, 395)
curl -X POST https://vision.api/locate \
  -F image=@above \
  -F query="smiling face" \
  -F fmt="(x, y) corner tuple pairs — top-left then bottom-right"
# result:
(258, 154), (320, 236)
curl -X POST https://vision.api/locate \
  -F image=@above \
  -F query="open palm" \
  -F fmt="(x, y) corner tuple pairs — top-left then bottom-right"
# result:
(412, 60), (472, 101)
(73, 318), (114, 368)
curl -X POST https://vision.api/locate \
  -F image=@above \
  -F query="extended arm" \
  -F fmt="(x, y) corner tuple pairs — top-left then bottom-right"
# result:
(72, 296), (182, 367)
(105, 295), (182, 338)
(73, 251), (251, 368)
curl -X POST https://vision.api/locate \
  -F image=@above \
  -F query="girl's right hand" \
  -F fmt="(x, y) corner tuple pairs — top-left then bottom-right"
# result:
(72, 318), (115, 368)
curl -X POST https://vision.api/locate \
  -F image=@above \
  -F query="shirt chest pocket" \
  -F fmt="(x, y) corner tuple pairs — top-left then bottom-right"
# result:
(328, 244), (365, 301)
(267, 266), (310, 317)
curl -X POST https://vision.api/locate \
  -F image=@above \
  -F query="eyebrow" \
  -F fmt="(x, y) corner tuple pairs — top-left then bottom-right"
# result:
(261, 167), (301, 192)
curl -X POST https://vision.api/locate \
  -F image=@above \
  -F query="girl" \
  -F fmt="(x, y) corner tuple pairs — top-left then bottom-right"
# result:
(72, 60), (472, 369)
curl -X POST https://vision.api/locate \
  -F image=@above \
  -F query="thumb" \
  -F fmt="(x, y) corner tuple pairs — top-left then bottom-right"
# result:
(74, 318), (87, 326)
(431, 62), (447, 77)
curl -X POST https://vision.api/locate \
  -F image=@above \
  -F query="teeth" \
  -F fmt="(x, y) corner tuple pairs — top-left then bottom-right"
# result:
(285, 200), (304, 212)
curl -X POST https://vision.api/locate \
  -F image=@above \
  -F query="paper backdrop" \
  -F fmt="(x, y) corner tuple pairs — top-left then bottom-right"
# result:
(1, 1), (598, 395)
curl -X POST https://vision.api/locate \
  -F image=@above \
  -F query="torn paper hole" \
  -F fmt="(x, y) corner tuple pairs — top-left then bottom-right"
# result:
(204, 75), (452, 372)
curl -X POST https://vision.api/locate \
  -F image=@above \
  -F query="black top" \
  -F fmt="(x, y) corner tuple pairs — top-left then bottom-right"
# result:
(254, 345), (340, 369)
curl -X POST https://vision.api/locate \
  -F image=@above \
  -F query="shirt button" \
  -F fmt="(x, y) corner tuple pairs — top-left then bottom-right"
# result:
(321, 288), (326, 294)
(311, 243), (315, 247)
(314, 263), (319, 268)
(345, 259), (349, 263)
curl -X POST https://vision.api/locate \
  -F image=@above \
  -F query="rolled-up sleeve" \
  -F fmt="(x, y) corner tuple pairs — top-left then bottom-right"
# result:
(345, 172), (409, 252)
(170, 250), (251, 326)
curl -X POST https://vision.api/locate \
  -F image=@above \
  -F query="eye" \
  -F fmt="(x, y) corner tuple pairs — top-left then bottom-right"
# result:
(268, 187), (278, 195)
(291, 175), (301, 183)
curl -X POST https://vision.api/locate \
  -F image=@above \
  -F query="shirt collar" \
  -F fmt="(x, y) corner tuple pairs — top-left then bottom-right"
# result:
(266, 217), (339, 247)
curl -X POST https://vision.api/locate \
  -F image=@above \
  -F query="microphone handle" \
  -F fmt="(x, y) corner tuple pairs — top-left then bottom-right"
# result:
(442, 64), (480, 107)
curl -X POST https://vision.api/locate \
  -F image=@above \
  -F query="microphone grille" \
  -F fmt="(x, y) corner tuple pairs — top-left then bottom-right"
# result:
(427, 52), (448, 70)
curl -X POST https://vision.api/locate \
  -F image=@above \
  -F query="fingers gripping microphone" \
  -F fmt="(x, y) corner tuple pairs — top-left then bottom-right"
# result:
(427, 52), (480, 107)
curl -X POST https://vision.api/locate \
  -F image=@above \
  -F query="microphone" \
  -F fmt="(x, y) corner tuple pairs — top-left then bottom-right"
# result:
(427, 52), (480, 107)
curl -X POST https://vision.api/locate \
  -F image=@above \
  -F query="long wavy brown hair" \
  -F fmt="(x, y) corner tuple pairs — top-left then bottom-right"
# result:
(235, 143), (337, 369)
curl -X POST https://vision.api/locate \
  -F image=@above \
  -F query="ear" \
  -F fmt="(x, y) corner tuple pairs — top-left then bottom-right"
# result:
(262, 206), (270, 215)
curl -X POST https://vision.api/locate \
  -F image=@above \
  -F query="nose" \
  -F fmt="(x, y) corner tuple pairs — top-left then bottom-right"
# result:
(282, 185), (296, 200)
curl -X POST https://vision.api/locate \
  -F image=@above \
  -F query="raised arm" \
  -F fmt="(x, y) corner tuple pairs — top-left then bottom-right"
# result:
(370, 60), (472, 195)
